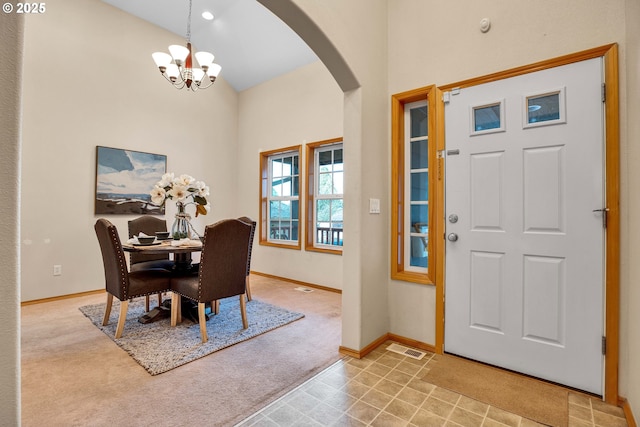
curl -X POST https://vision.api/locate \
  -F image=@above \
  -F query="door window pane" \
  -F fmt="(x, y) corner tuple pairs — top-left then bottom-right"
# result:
(527, 93), (559, 123)
(474, 104), (501, 131)
(411, 140), (428, 169)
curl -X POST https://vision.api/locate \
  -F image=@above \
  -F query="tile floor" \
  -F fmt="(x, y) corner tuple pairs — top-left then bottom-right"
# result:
(237, 342), (628, 427)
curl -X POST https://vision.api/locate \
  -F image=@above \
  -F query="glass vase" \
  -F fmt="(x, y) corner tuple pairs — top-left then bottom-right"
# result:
(171, 202), (191, 239)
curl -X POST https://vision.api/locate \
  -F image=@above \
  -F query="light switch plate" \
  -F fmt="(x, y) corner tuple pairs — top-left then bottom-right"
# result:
(369, 198), (380, 214)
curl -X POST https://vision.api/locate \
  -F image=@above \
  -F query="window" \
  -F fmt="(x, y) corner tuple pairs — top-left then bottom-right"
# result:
(471, 99), (505, 135)
(391, 86), (437, 284)
(259, 146), (302, 249)
(523, 87), (566, 128)
(305, 138), (343, 254)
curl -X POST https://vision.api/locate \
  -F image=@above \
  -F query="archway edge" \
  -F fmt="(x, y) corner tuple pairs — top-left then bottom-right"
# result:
(258, 0), (360, 92)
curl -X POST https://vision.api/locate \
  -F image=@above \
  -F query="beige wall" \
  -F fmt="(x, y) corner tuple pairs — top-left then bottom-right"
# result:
(622, 0), (640, 413)
(20, 0), (239, 301)
(276, 0), (638, 414)
(0, 10), (23, 426)
(237, 60), (344, 289)
(386, 0), (637, 409)
(8, 0), (639, 420)
(386, 0), (629, 350)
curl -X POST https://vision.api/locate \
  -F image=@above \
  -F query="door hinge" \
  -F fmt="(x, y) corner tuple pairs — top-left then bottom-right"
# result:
(602, 83), (606, 103)
(602, 336), (606, 355)
(593, 208), (609, 229)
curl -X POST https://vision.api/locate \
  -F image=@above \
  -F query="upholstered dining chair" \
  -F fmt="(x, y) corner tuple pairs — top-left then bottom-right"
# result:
(128, 216), (174, 311)
(94, 218), (173, 338)
(128, 216), (174, 271)
(170, 218), (252, 343)
(237, 216), (256, 301)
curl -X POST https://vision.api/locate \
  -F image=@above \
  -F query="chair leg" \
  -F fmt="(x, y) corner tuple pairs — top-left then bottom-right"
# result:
(145, 295), (150, 312)
(114, 300), (128, 339)
(198, 302), (208, 343)
(245, 275), (252, 301)
(239, 294), (248, 329)
(102, 293), (114, 326)
(171, 293), (181, 327)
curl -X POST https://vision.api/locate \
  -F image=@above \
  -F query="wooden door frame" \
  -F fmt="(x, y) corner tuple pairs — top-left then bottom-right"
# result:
(434, 44), (620, 404)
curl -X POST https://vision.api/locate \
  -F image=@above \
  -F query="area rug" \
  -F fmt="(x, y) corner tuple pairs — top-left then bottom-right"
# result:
(422, 354), (568, 427)
(79, 297), (304, 375)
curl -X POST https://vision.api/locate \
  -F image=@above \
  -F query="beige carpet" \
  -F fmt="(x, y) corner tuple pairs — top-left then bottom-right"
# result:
(422, 354), (569, 427)
(22, 275), (343, 427)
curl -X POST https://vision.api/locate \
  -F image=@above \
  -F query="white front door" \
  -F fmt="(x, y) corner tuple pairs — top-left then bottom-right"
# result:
(444, 58), (605, 394)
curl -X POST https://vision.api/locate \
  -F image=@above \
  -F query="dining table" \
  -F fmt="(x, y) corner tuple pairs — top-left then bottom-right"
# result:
(122, 238), (203, 272)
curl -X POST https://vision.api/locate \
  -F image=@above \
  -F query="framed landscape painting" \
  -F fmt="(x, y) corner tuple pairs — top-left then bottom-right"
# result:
(95, 146), (166, 215)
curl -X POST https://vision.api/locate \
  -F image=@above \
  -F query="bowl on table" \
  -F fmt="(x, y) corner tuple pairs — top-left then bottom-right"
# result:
(155, 231), (170, 240)
(137, 236), (156, 245)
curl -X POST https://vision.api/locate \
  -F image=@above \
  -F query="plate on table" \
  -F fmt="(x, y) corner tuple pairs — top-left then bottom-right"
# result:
(133, 241), (161, 247)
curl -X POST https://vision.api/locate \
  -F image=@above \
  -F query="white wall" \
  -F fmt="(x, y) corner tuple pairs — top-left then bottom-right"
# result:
(237, 60), (344, 289)
(20, 0), (239, 301)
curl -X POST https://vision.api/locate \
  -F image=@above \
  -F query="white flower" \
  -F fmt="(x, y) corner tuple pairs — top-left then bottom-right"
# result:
(158, 172), (174, 188)
(150, 186), (167, 205)
(195, 182), (210, 197)
(168, 184), (189, 201)
(176, 174), (195, 187)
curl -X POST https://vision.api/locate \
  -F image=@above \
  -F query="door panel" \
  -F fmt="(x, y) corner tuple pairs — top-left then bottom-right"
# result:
(444, 58), (604, 394)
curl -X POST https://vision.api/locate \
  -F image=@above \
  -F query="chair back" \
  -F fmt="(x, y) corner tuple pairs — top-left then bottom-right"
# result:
(198, 219), (252, 302)
(237, 216), (256, 277)
(95, 218), (129, 300)
(128, 216), (169, 265)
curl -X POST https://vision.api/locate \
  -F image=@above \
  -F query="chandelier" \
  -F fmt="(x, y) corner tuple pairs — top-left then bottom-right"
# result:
(151, 0), (221, 91)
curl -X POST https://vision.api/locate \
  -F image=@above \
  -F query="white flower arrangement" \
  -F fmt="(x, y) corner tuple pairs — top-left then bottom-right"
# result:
(150, 173), (210, 217)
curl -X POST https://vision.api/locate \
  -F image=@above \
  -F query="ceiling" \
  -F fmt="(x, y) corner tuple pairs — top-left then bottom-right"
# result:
(101, 0), (319, 92)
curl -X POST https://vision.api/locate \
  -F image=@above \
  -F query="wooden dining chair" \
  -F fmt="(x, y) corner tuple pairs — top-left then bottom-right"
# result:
(94, 219), (173, 338)
(128, 216), (174, 311)
(170, 218), (252, 343)
(237, 216), (256, 301)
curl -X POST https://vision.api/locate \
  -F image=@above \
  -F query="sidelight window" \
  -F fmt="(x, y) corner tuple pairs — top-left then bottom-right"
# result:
(391, 86), (437, 285)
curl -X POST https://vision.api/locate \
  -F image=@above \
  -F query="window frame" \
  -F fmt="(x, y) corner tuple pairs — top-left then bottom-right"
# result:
(305, 137), (344, 255)
(259, 145), (302, 250)
(391, 86), (438, 285)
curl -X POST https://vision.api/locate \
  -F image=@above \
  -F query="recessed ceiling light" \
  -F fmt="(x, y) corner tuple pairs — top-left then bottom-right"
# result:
(202, 11), (214, 20)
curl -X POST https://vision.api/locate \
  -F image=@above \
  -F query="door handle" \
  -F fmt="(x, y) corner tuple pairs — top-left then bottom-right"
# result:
(447, 233), (459, 242)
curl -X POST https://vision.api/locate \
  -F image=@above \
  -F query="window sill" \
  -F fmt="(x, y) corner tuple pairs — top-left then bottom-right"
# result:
(305, 246), (343, 255)
(391, 269), (434, 285)
(260, 240), (301, 250)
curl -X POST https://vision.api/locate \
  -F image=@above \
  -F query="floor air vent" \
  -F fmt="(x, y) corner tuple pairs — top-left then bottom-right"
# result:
(386, 343), (427, 360)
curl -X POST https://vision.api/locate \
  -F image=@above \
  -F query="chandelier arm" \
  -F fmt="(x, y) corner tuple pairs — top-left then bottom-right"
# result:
(195, 79), (214, 90)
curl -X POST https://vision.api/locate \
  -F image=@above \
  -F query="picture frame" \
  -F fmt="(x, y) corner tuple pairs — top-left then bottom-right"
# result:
(95, 146), (167, 215)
